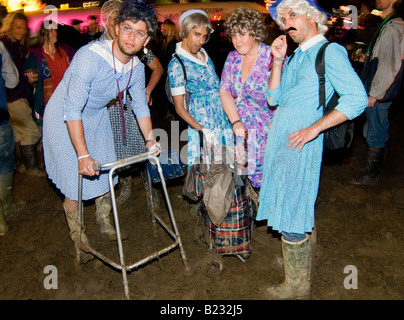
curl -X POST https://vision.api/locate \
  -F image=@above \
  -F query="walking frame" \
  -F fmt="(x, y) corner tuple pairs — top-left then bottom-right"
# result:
(76, 150), (190, 299)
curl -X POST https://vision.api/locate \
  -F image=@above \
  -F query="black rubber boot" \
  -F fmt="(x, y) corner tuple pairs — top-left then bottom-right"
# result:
(354, 146), (385, 184)
(14, 142), (25, 173)
(20, 144), (46, 177)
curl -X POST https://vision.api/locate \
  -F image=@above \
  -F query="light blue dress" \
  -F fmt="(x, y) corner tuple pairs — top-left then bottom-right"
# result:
(256, 35), (368, 234)
(168, 42), (232, 166)
(43, 40), (150, 201)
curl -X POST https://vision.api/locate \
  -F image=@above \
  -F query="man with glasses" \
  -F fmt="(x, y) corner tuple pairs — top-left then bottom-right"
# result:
(42, 0), (160, 260)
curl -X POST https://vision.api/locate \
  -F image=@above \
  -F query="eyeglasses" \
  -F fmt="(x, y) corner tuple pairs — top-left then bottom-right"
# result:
(119, 26), (148, 39)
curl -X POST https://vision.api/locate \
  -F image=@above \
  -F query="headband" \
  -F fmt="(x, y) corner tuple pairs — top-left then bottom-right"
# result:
(179, 9), (209, 26)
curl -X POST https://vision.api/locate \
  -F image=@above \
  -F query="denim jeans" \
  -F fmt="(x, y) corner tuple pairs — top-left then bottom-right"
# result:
(363, 101), (392, 148)
(0, 122), (15, 174)
(282, 232), (306, 242)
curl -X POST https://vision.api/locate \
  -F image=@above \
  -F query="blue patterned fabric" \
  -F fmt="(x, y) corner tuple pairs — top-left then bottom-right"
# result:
(43, 40), (150, 201)
(168, 43), (232, 166)
(256, 36), (368, 234)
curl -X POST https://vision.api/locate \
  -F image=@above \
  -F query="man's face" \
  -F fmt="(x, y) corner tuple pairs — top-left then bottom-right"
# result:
(115, 19), (150, 57)
(183, 26), (209, 55)
(281, 9), (317, 45)
(88, 19), (98, 33)
(10, 19), (27, 41)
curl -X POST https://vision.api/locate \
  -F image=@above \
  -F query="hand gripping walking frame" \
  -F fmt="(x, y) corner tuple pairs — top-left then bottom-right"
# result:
(76, 150), (190, 299)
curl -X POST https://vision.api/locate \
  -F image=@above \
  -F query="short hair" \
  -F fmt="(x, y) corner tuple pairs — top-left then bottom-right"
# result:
(179, 12), (212, 42)
(225, 8), (267, 42)
(275, 0), (328, 34)
(115, 0), (158, 38)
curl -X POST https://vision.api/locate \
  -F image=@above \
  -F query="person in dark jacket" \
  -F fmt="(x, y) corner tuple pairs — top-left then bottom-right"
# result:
(0, 11), (43, 176)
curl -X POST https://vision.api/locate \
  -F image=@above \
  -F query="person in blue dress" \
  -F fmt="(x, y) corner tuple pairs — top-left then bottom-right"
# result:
(167, 9), (232, 169)
(257, 0), (368, 299)
(43, 1), (160, 256)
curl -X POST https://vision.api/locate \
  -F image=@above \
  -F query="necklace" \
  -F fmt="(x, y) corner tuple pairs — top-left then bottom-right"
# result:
(112, 43), (134, 140)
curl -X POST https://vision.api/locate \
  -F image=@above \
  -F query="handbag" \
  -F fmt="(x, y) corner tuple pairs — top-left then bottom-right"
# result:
(201, 160), (235, 226)
(146, 150), (184, 183)
(182, 162), (204, 201)
(182, 130), (204, 201)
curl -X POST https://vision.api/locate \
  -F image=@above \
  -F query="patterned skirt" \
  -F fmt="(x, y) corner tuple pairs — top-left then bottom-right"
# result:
(201, 177), (253, 257)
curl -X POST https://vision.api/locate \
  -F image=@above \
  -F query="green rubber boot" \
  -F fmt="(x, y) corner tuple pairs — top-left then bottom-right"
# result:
(266, 235), (311, 299)
(95, 194), (116, 240)
(0, 173), (25, 218)
(0, 201), (9, 236)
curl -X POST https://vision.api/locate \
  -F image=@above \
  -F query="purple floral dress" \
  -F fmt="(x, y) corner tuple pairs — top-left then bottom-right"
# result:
(220, 42), (275, 188)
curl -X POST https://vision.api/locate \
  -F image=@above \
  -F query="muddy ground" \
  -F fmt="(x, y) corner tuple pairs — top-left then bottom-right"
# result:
(1, 92), (403, 304)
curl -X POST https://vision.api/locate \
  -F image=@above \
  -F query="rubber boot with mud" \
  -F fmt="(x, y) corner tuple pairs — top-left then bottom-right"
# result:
(20, 144), (46, 177)
(63, 204), (93, 263)
(116, 176), (132, 206)
(14, 142), (25, 173)
(0, 201), (9, 236)
(265, 235), (311, 300)
(354, 146), (385, 184)
(95, 194), (116, 241)
(0, 173), (25, 218)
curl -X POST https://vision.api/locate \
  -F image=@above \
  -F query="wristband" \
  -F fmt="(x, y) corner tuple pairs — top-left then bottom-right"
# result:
(145, 92), (151, 96)
(196, 125), (203, 131)
(231, 120), (242, 126)
(273, 58), (285, 62)
(78, 154), (90, 161)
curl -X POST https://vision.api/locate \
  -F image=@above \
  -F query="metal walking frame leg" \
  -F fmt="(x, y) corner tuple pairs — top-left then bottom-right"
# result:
(76, 150), (190, 299)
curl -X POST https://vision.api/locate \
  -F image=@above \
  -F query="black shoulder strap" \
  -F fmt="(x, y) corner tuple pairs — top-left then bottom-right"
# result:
(316, 42), (332, 112)
(174, 54), (187, 83)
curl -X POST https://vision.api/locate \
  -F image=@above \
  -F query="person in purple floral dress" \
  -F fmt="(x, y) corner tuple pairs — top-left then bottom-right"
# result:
(220, 8), (275, 190)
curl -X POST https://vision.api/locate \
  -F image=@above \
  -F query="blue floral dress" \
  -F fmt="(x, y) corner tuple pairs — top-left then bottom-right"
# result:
(168, 42), (232, 166)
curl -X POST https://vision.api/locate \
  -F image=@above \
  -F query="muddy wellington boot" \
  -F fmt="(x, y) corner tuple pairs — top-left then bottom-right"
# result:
(63, 204), (93, 263)
(116, 176), (132, 206)
(0, 173), (25, 218)
(95, 194), (116, 240)
(0, 201), (9, 236)
(354, 146), (385, 184)
(20, 144), (46, 177)
(14, 142), (25, 173)
(266, 235), (311, 300)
